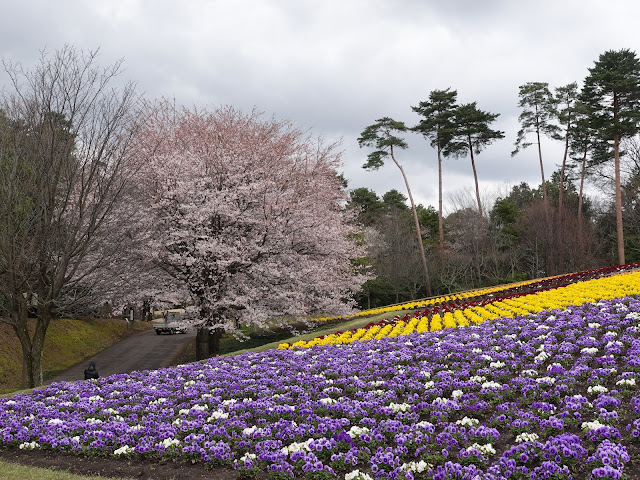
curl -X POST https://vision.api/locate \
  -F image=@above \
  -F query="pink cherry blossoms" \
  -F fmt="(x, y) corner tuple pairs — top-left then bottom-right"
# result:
(132, 103), (370, 333)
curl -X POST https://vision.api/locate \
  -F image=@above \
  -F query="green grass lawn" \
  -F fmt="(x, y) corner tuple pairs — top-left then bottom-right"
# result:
(0, 318), (151, 394)
(0, 459), (134, 480)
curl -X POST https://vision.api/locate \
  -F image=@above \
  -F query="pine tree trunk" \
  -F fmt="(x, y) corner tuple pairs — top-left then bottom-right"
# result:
(614, 133), (625, 265)
(578, 150), (587, 268)
(468, 136), (483, 215)
(437, 145), (444, 251)
(536, 113), (548, 205)
(390, 146), (432, 297)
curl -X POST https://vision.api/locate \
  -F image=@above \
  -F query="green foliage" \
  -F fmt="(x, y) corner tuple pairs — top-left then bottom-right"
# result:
(490, 197), (520, 245)
(416, 204), (438, 239)
(411, 88), (458, 149)
(348, 187), (385, 226)
(581, 48), (640, 155)
(444, 102), (504, 158)
(382, 189), (409, 211)
(512, 81), (560, 156)
(0, 460), (128, 480)
(358, 117), (408, 170)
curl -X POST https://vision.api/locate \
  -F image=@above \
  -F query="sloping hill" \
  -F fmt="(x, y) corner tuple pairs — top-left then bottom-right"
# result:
(0, 318), (151, 394)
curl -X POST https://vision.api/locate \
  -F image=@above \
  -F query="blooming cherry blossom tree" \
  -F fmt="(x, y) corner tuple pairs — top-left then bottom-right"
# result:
(134, 103), (370, 358)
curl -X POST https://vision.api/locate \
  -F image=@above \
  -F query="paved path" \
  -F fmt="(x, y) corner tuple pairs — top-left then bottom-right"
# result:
(44, 326), (197, 385)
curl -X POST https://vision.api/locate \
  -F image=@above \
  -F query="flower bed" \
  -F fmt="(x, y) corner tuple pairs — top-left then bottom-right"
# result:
(1, 295), (640, 478)
(283, 267), (640, 350)
(311, 263), (640, 325)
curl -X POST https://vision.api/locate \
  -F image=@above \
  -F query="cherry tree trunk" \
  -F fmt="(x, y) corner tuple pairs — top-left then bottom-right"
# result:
(196, 327), (223, 360)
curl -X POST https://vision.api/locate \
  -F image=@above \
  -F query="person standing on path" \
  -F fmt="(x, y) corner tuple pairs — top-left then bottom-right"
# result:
(83, 361), (99, 380)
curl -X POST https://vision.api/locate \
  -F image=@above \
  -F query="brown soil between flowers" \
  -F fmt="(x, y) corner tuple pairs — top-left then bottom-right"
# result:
(0, 448), (271, 480)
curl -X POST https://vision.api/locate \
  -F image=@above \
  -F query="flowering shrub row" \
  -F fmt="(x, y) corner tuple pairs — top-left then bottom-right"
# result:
(311, 263), (640, 324)
(1, 295), (640, 478)
(282, 268), (640, 350)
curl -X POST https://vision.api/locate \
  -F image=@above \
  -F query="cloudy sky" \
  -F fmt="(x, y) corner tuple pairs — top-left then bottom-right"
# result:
(1, 0), (638, 213)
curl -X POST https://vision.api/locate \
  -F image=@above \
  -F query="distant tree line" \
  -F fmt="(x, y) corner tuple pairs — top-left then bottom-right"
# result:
(355, 48), (640, 307)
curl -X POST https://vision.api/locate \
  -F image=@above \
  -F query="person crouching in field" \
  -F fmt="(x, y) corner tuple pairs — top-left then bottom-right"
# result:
(84, 361), (99, 380)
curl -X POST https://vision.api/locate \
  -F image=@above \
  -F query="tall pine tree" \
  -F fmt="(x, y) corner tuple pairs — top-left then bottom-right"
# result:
(581, 48), (640, 265)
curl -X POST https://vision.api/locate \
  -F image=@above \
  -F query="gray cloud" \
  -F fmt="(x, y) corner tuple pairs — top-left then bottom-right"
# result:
(1, 0), (638, 210)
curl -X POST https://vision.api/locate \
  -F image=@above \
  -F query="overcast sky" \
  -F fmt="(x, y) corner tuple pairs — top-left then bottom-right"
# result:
(2, 0), (638, 213)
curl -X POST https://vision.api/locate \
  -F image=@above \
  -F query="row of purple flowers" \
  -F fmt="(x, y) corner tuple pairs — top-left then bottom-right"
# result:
(1, 296), (639, 478)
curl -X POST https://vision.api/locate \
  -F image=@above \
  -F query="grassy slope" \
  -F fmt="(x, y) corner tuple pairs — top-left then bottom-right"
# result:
(0, 318), (151, 394)
(0, 459), (134, 480)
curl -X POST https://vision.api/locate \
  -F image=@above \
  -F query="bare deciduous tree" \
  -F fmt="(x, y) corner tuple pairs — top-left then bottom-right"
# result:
(0, 46), (143, 387)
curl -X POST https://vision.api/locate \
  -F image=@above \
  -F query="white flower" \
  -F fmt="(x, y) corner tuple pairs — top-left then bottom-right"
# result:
(582, 420), (606, 432)
(534, 351), (550, 363)
(451, 390), (464, 399)
(48, 418), (64, 425)
(536, 376), (556, 385)
(469, 375), (486, 383)
(281, 439), (313, 455)
(160, 438), (180, 448)
(456, 416), (479, 427)
(243, 426), (259, 436)
(516, 432), (539, 443)
(581, 347), (598, 355)
(320, 397), (336, 405)
(347, 426), (370, 438)
(400, 460), (431, 473)
(114, 445), (134, 456)
(207, 409), (229, 421)
(587, 385), (608, 394)
(424, 381), (435, 389)
(389, 402), (411, 412)
(490, 361), (506, 368)
(345, 470), (374, 480)
(616, 378), (636, 387)
(467, 442), (496, 455)
(481, 381), (502, 390)
(19, 441), (39, 450)
(588, 322), (601, 328)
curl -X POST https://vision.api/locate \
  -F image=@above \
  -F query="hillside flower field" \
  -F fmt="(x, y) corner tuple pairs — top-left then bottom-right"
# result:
(1, 268), (640, 479)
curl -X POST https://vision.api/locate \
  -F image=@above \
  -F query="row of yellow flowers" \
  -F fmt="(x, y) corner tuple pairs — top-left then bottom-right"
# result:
(309, 277), (554, 323)
(279, 269), (640, 350)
